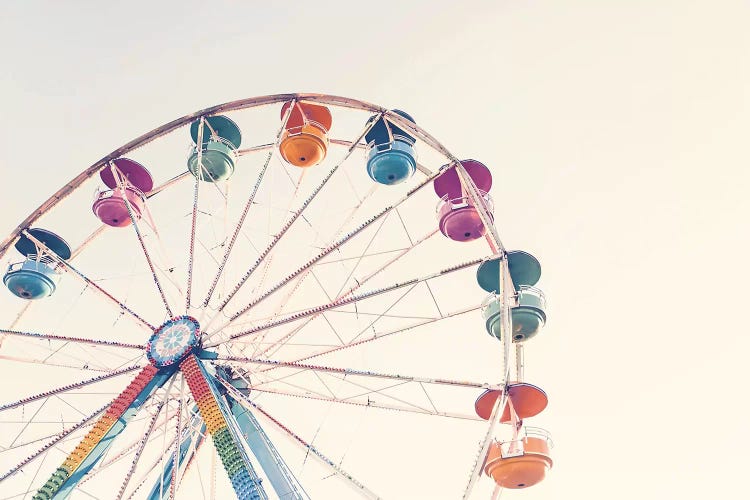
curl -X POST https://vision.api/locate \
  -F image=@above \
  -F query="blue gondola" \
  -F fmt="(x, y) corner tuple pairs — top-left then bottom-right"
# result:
(3, 228), (71, 300)
(364, 109), (417, 185)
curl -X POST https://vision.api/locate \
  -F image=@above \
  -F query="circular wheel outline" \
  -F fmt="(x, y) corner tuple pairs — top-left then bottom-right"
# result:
(0, 93), (517, 499)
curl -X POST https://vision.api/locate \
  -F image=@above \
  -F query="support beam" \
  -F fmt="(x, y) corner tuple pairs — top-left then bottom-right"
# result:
(31, 365), (172, 499)
(147, 407), (206, 500)
(223, 393), (308, 500)
(179, 355), (267, 500)
(0, 365), (141, 412)
(231, 391), (381, 500)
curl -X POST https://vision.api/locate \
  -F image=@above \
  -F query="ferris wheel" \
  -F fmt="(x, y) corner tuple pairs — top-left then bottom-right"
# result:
(0, 94), (552, 499)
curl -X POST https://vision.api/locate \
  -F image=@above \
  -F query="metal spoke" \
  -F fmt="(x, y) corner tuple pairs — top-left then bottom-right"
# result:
(21, 229), (155, 331)
(250, 228), (438, 359)
(124, 452), (169, 500)
(0, 404), (107, 482)
(331, 210), (391, 299)
(116, 401), (165, 499)
(6, 400), (47, 450)
(305, 378), (427, 413)
(208, 114), (384, 325)
(111, 162), (175, 318)
(205, 257), (486, 347)
(249, 376), (456, 430)
(156, 376), (178, 500)
(201, 99), (297, 310)
(59, 169), (194, 284)
(0, 302), (33, 347)
(170, 379), (185, 498)
(247, 371), (337, 402)
(225, 386), (382, 500)
(0, 365), (141, 412)
(185, 177), (203, 313)
(251, 372), (430, 416)
(216, 168), (444, 333)
(215, 356), (502, 391)
(313, 247), (410, 266)
(245, 182), (383, 357)
(246, 386), (482, 421)
(0, 328), (144, 350)
(0, 354), (112, 373)
(185, 118), (205, 313)
(40, 332), (113, 371)
(323, 310), (436, 320)
(20, 441), (49, 500)
(251, 305), (481, 376)
(140, 203), (185, 298)
(174, 409), (206, 489)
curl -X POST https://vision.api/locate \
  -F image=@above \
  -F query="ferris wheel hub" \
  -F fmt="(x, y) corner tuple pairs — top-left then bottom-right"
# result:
(146, 316), (201, 367)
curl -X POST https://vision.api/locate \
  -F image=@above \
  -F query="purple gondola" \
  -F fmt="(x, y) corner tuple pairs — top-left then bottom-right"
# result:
(92, 158), (153, 227)
(433, 160), (494, 242)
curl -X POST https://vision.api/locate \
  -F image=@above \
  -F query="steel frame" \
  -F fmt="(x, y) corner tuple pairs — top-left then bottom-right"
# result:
(0, 93), (522, 500)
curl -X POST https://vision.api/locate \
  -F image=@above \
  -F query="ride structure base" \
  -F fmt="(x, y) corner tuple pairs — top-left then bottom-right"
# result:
(179, 355), (266, 500)
(33, 365), (172, 500)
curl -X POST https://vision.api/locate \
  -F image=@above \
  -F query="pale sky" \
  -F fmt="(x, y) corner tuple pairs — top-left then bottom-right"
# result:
(1, 1), (749, 499)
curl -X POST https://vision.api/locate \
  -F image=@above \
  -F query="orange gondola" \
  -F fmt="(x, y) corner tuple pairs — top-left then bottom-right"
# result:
(279, 101), (332, 167)
(484, 428), (554, 489)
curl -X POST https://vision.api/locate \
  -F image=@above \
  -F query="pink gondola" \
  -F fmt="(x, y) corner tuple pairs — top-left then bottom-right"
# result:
(433, 160), (493, 241)
(92, 158), (153, 227)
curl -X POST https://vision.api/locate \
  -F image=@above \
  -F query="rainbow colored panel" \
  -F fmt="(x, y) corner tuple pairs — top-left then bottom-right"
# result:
(180, 355), (262, 500)
(32, 365), (159, 500)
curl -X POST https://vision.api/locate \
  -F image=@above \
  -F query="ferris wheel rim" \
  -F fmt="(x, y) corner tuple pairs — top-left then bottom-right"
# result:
(0, 92), (515, 499)
(0, 92), (461, 261)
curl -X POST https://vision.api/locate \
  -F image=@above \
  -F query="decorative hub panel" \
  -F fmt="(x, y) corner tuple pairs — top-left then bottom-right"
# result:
(147, 316), (200, 367)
